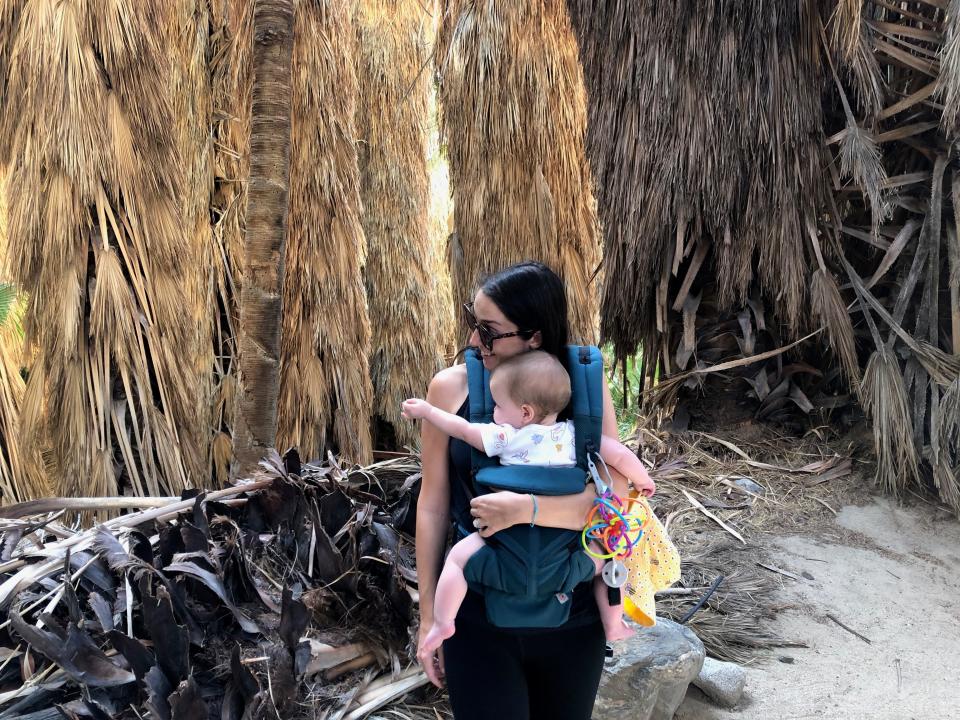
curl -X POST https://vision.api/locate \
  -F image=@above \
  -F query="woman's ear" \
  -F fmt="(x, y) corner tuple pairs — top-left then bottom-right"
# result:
(528, 330), (542, 350)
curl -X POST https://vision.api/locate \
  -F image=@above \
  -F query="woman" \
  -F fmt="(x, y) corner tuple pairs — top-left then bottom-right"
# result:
(415, 261), (631, 720)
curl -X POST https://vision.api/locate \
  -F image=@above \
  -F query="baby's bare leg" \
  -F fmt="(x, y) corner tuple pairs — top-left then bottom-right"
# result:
(589, 548), (634, 642)
(422, 532), (486, 653)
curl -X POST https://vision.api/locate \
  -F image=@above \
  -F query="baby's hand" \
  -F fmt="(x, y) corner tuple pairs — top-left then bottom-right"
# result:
(631, 467), (656, 497)
(401, 398), (432, 421)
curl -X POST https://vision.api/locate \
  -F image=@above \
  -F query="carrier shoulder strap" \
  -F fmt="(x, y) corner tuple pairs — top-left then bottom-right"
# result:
(565, 345), (604, 469)
(465, 349), (498, 473)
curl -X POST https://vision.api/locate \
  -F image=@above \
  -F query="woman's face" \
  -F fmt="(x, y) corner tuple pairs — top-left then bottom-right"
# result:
(469, 290), (539, 370)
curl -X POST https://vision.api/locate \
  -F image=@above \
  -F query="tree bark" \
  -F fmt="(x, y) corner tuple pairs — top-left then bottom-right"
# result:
(231, 0), (294, 480)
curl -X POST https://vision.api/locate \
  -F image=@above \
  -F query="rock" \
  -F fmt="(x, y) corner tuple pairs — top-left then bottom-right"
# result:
(692, 656), (747, 708)
(732, 477), (765, 495)
(593, 618), (705, 720)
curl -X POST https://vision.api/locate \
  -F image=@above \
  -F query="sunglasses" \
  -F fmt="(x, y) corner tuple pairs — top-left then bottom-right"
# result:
(462, 302), (534, 350)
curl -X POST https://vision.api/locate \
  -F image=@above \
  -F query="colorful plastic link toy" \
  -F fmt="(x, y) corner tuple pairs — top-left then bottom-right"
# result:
(582, 453), (649, 563)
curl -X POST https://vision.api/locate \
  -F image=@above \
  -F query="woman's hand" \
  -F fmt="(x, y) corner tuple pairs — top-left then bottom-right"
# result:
(469, 491), (529, 537)
(417, 622), (446, 688)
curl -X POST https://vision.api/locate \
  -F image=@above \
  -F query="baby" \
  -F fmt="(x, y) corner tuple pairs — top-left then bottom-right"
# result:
(402, 350), (656, 652)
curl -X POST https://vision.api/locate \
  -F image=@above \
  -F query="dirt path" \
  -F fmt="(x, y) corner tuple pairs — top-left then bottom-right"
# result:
(675, 495), (960, 720)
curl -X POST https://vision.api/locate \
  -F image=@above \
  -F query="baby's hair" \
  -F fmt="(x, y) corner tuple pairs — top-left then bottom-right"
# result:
(491, 351), (571, 418)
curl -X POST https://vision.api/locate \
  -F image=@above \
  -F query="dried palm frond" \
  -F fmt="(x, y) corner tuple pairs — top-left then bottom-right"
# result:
(838, 122), (889, 226)
(938, 0), (960, 135)
(932, 378), (960, 513)
(2, 0), (203, 508)
(841, 14), (885, 119)
(0, 169), (47, 503)
(427, 91), (457, 360)
(277, 0), (374, 464)
(171, 0), (217, 483)
(829, 0), (862, 61)
(354, 0), (448, 449)
(811, 267), (860, 389)
(568, 0), (830, 362)
(0, 2), (27, 162)
(437, 0), (601, 344)
(953, 178), (960, 288)
(861, 347), (919, 494)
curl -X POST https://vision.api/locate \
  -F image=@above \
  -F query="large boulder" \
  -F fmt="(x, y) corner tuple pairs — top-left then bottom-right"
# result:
(594, 619), (705, 720)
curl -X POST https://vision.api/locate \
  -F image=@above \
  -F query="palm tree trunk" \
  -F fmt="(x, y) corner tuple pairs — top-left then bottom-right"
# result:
(231, 0), (295, 479)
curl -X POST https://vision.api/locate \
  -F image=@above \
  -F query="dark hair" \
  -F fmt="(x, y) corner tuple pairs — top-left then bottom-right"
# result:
(479, 261), (569, 365)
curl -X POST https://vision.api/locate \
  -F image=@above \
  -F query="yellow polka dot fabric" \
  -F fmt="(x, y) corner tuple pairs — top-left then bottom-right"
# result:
(622, 497), (681, 627)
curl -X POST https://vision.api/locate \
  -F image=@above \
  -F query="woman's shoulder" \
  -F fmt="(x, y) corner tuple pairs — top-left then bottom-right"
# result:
(431, 362), (466, 387)
(427, 363), (468, 409)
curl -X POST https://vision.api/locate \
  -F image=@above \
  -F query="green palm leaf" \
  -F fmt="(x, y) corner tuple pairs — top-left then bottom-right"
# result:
(0, 283), (16, 328)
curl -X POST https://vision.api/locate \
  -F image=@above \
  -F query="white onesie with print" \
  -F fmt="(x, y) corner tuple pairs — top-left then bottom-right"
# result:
(478, 420), (577, 467)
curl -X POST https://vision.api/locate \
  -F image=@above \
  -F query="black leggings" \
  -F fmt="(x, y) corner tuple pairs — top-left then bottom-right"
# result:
(442, 617), (606, 720)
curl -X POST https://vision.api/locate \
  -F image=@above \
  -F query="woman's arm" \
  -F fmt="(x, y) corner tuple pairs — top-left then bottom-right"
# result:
(470, 375), (631, 536)
(414, 366), (464, 687)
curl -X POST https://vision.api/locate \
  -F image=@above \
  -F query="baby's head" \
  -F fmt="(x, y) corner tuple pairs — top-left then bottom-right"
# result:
(489, 350), (571, 427)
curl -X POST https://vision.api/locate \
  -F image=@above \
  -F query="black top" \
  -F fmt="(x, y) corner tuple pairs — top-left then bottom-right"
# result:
(447, 399), (600, 631)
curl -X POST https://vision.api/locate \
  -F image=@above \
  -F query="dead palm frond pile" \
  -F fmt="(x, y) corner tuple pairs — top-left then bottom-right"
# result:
(354, 0), (449, 448)
(0, 429), (834, 714)
(277, 0), (375, 465)
(436, 0), (602, 344)
(569, 1), (960, 513)
(1, 2), (205, 508)
(0, 454), (432, 719)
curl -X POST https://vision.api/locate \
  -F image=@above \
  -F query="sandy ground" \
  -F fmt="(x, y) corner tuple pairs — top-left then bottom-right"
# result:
(675, 495), (960, 720)
(675, 498), (960, 720)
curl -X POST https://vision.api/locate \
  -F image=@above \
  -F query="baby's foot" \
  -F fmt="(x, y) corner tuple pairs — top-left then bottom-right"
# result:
(604, 619), (635, 642)
(422, 620), (456, 653)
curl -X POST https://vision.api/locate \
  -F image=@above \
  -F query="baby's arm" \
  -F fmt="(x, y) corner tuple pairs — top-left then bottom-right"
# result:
(402, 398), (486, 452)
(599, 435), (656, 496)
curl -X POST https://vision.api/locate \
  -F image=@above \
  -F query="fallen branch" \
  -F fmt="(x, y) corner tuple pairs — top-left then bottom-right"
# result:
(681, 489), (746, 545)
(0, 497), (179, 520)
(812, 497), (838, 516)
(756, 562), (801, 581)
(826, 613), (872, 644)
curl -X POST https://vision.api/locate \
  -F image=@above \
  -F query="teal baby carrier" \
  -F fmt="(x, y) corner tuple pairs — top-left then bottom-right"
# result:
(460, 345), (604, 628)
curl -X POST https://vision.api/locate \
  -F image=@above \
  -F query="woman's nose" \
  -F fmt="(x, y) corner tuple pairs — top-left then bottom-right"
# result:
(468, 328), (480, 347)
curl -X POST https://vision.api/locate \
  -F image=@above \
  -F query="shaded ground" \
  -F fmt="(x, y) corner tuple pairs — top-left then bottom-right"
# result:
(675, 494), (960, 720)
